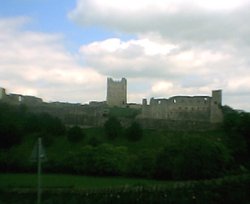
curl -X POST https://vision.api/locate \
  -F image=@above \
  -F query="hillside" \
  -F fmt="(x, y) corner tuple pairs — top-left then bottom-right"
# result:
(0, 102), (249, 181)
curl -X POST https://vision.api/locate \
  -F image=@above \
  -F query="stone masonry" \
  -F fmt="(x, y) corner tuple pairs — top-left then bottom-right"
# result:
(139, 90), (223, 123)
(106, 77), (127, 107)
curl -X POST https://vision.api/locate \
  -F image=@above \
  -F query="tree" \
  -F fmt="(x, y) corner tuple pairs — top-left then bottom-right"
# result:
(63, 144), (128, 176)
(223, 107), (250, 165)
(155, 135), (231, 180)
(88, 136), (101, 146)
(92, 144), (128, 176)
(127, 149), (157, 178)
(0, 122), (22, 149)
(104, 116), (122, 139)
(0, 103), (23, 149)
(67, 126), (85, 143)
(125, 121), (143, 141)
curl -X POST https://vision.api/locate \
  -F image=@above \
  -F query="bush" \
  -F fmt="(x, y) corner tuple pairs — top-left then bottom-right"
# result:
(125, 122), (143, 141)
(127, 149), (157, 178)
(155, 135), (231, 180)
(63, 144), (128, 176)
(0, 121), (23, 149)
(67, 126), (85, 143)
(223, 107), (250, 166)
(104, 117), (122, 140)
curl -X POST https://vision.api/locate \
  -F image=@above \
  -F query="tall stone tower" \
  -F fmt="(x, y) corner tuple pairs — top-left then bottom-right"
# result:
(106, 77), (127, 107)
(210, 90), (223, 123)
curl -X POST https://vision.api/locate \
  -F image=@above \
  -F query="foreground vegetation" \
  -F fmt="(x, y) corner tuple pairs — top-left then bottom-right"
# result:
(1, 173), (249, 204)
(0, 173), (168, 189)
(1, 102), (250, 203)
(0, 102), (250, 181)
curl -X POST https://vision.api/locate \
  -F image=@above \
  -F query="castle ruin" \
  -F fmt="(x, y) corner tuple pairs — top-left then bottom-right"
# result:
(0, 78), (224, 129)
(139, 90), (223, 123)
(106, 77), (127, 107)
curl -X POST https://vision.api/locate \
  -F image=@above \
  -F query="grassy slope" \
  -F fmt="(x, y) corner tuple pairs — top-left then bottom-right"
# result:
(0, 128), (230, 190)
(0, 173), (171, 189)
(4, 127), (227, 166)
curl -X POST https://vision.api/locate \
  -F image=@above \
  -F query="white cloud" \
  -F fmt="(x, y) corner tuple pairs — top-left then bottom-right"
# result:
(79, 35), (250, 110)
(69, 0), (250, 44)
(196, 0), (249, 10)
(152, 81), (174, 94)
(70, 0), (250, 110)
(2, 0), (250, 112)
(0, 17), (105, 103)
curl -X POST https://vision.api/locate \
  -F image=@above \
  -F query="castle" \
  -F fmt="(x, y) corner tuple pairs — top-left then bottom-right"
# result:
(140, 90), (223, 123)
(105, 77), (223, 124)
(0, 78), (223, 129)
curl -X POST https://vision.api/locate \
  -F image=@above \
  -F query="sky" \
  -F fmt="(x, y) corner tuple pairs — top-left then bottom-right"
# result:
(1, 0), (250, 111)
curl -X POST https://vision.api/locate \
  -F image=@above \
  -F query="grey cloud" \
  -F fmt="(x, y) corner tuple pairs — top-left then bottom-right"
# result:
(70, 1), (250, 45)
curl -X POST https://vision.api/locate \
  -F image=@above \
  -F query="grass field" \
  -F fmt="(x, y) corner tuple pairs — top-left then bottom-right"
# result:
(0, 173), (171, 189)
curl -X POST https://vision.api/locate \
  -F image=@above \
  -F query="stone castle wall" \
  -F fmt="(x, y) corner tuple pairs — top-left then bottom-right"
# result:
(106, 78), (127, 107)
(139, 90), (223, 123)
(0, 88), (107, 128)
(0, 84), (224, 129)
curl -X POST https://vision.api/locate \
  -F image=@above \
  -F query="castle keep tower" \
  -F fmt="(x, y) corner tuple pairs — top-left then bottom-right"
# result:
(106, 78), (127, 107)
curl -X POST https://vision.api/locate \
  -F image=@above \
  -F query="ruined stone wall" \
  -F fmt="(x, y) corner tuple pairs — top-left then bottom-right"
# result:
(136, 118), (220, 130)
(106, 77), (127, 107)
(0, 87), (107, 128)
(0, 88), (6, 99)
(140, 90), (223, 123)
(0, 93), (43, 105)
(210, 90), (223, 123)
(28, 102), (107, 128)
(0, 86), (223, 129)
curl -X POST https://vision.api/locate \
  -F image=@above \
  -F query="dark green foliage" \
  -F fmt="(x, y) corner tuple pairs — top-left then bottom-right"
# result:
(0, 123), (22, 149)
(0, 102), (65, 150)
(0, 103), (23, 149)
(223, 106), (250, 166)
(0, 103), (65, 138)
(27, 113), (65, 146)
(88, 136), (102, 146)
(64, 144), (128, 176)
(239, 112), (250, 144)
(1, 101), (250, 181)
(127, 149), (157, 178)
(125, 121), (143, 141)
(1, 174), (250, 204)
(67, 126), (85, 143)
(104, 116), (122, 139)
(37, 113), (65, 136)
(155, 135), (231, 180)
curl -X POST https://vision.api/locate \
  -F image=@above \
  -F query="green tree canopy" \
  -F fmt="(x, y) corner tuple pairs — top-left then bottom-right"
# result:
(155, 135), (231, 180)
(67, 126), (85, 143)
(125, 121), (143, 141)
(104, 116), (122, 139)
